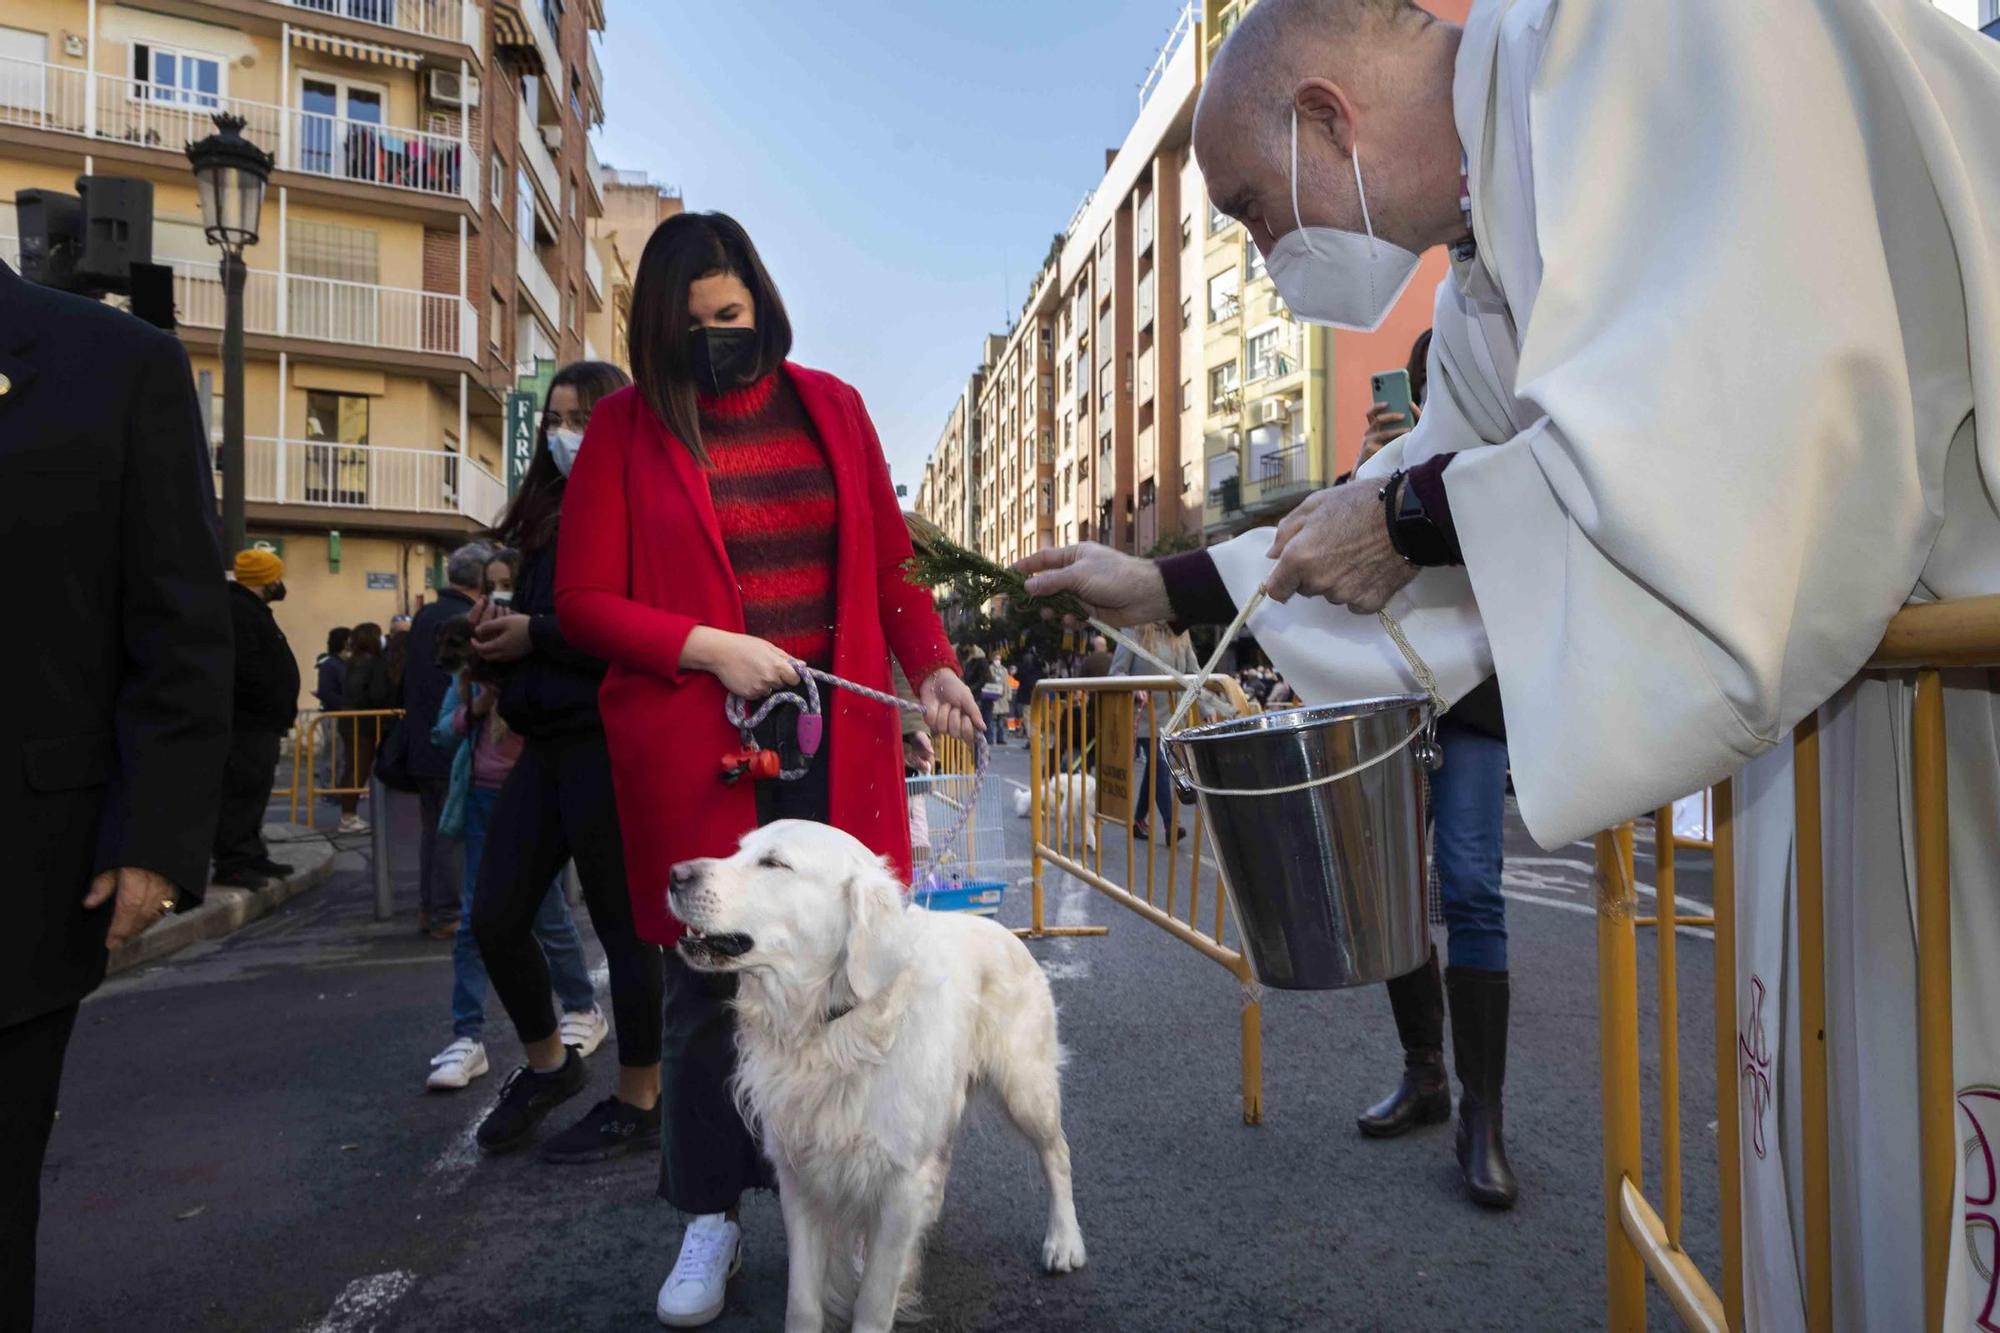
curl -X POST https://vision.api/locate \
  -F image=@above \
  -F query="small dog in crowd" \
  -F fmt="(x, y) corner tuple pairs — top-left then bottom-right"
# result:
(671, 821), (1086, 1333)
(434, 615), (503, 684)
(1012, 773), (1100, 853)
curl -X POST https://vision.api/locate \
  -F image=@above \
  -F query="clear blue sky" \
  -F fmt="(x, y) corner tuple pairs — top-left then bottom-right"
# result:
(594, 1), (1193, 489)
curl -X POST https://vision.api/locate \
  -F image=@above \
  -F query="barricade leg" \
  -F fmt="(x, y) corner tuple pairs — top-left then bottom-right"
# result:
(1240, 985), (1263, 1127)
(1912, 670), (1954, 1332)
(1597, 824), (1646, 1332)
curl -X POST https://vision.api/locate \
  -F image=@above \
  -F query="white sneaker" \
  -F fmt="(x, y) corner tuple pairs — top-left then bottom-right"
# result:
(426, 1038), (489, 1091)
(655, 1214), (742, 1327)
(338, 814), (370, 834)
(559, 1005), (610, 1058)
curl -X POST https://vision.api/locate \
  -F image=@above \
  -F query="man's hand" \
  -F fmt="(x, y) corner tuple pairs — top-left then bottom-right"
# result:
(1265, 484), (1418, 613)
(471, 613), (535, 663)
(85, 866), (177, 950)
(919, 669), (983, 743)
(1016, 544), (1172, 628)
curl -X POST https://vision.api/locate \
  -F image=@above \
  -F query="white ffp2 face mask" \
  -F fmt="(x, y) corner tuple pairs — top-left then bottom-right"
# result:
(1264, 107), (1422, 332)
(548, 428), (585, 477)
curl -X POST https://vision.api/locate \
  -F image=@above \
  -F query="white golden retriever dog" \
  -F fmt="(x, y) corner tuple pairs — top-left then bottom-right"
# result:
(670, 820), (1086, 1333)
(1011, 773), (1099, 852)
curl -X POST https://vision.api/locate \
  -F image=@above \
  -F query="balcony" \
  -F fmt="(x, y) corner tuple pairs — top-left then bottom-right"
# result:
(494, 0), (563, 79)
(583, 235), (604, 305)
(236, 437), (507, 525)
(586, 39), (605, 118)
(516, 232), (560, 324)
(0, 235), (478, 360)
(284, 0), (480, 48)
(0, 58), (474, 204)
(1251, 444), (1311, 503)
(583, 135), (604, 212)
(517, 99), (560, 211)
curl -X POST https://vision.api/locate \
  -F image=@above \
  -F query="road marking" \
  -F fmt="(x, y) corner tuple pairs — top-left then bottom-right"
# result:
(302, 1271), (416, 1333)
(1502, 889), (1714, 941)
(426, 1116), (483, 1193)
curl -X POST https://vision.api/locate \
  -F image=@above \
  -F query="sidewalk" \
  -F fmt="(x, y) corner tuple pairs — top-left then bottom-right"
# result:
(107, 822), (339, 975)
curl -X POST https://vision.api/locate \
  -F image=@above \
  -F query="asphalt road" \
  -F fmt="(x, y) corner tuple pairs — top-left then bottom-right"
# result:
(38, 746), (1720, 1332)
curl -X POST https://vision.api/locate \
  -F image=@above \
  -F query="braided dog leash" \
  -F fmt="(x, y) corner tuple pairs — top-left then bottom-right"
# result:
(726, 662), (991, 893)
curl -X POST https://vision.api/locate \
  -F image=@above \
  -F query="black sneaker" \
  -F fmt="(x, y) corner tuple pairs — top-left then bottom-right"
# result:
(475, 1051), (587, 1154)
(212, 867), (269, 890)
(251, 858), (294, 878)
(540, 1096), (662, 1165)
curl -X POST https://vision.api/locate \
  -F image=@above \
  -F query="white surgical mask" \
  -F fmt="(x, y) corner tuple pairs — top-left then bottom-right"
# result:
(1264, 107), (1422, 332)
(548, 428), (585, 477)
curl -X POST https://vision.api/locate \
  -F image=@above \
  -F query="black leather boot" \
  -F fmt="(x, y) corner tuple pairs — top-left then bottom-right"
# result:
(1447, 966), (1519, 1209)
(1357, 950), (1450, 1138)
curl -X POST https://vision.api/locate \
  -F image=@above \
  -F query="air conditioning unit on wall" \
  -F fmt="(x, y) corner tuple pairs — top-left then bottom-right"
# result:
(429, 70), (479, 108)
(1258, 398), (1287, 424)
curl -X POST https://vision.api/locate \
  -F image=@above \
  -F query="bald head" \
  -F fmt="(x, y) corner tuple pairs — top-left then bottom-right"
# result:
(1195, 0), (1463, 258)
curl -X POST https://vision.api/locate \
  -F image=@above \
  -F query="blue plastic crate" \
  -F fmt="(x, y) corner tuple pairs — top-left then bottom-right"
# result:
(914, 877), (1008, 916)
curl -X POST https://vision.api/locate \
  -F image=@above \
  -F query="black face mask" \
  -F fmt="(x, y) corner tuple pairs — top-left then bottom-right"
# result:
(267, 582), (288, 603)
(687, 325), (759, 395)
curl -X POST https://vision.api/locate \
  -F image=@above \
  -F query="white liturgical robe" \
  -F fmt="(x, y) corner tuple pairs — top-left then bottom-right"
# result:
(1205, 0), (2000, 1325)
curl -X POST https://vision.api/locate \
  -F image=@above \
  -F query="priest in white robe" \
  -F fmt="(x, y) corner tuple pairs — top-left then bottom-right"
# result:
(1019, 0), (2000, 1326)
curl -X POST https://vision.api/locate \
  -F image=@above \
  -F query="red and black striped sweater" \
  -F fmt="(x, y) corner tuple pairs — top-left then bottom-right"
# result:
(698, 373), (839, 669)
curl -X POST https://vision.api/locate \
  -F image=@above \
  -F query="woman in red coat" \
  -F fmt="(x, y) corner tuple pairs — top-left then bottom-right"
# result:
(555, 211), (979, 1328)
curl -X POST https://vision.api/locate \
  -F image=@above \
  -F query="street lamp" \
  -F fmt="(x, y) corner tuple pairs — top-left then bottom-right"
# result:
(186, 113), (273, 557)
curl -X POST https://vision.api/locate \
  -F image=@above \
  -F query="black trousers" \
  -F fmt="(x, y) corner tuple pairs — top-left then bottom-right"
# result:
(658, 754), (830, 1214)
(415, 778), (463, 922)
(1, 1004), (79, 1333)
(212, 727), (280, 876)
(471, 730), (663, 1068)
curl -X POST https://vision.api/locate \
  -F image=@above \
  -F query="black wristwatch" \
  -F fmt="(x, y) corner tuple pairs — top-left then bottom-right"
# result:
(1379, 469), (1453, 568)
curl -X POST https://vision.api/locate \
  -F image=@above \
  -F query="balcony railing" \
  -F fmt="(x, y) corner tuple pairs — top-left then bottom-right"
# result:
(583, 238), (604, 304)
(516, 233), (560, 324)
(0, 58), (474, 203)
(1252, 444), (1309, 498)
(234, 437), (506, 522)
(0, 237), (477, 359)
(517, 98), (559, 209)
(285, 0), (478, 46)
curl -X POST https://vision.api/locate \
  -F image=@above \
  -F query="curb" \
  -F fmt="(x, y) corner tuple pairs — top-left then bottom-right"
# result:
(108, 824), (340, 976)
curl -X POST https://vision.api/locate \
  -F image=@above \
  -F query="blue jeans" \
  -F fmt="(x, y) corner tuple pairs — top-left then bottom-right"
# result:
(452, 784), (596, 1041)
(1429, 719), (1509, 972)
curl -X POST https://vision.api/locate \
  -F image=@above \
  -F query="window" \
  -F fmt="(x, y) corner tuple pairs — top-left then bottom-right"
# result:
(1246, 241), (1267, 283)
(1181, 215), (1192, 249)
(1209, 361), (1240, 409)
(289, 220), (379, 283)
(1207, 268), (1240, 321)
(1247, 326), (1281, 380)
(1098, 224), (1112, 259)
(1180, 296), (1192, 331)
(569, 69), (584, 126)
(488, 290), (505, 353)
(303, 391), (371, 505)
(131, 43), (224, 107)
(1206, 449), (1241, 503)
(542, 0), (565, 38)
(569, 173), (583, 226)
(516, 168), (535, 238)
(1182, 461), (1195, 495)
(297, 76), (385, 181)
(1208, 199), (1229, 235)
(1178, 379), (1190, 413)
(490, 153), (506, 209)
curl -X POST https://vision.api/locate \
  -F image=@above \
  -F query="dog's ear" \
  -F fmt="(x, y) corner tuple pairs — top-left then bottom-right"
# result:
(840, 858), (909, 1005)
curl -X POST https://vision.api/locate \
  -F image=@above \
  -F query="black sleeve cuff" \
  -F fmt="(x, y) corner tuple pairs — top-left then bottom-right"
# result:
(1403, 454), (1465, 566)
(1160, 550), (1237, 629)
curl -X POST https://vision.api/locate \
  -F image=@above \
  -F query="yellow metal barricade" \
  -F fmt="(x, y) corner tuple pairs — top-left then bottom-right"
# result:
(300, 709), (404, 814)
(1598, 593), (2000, 1330)
(1026, 675), (1265, 1124)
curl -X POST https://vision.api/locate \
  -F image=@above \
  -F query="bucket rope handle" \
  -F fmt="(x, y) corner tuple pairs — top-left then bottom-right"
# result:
(1170, 720), (1428, 798)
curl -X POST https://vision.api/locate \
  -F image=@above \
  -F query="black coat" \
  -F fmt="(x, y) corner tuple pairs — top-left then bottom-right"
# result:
(496, 538), (607, 740)
(343, 654), (397, 712)
(0, 263), (233, 1029)
(228, 583), (300, 733)
(400, 587), (474, 779)
(314, 653), (346, 710)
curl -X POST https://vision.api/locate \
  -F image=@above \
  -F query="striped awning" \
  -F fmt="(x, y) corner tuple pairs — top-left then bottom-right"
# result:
(289, 29), (423, 71)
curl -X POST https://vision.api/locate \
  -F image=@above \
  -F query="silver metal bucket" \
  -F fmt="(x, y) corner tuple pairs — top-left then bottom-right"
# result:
(1161, 695), (1436, 991)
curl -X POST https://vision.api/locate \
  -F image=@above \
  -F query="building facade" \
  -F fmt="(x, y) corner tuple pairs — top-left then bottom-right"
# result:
(0, 0), (608, 702)
(585, 163), (681, 375)
(918, 0), (1467, 568)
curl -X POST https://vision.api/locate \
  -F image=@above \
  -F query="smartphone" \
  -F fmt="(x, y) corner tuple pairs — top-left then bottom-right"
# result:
(1370, 369), (1414, 426)
(490, 590), (513, 610)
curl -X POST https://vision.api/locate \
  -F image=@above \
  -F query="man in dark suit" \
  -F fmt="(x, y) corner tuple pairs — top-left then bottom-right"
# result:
(212, 549), (300, 888)
(0, 262), (232, 1331)
(400, 542), (484, 936)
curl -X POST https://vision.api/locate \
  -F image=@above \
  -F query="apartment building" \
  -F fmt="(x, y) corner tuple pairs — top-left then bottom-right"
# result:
(919, 0), (1465, 569)
(975, 270), (1057, 568)
(0, 0), (607, 701)
(585, 163), (681, 375)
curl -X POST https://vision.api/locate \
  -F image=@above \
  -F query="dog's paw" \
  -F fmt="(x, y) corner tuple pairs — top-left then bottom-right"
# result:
(1042, 1225), (1087, 1275)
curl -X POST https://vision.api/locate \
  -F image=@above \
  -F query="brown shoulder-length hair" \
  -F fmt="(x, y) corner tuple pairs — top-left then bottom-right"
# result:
(491, 359), (630, 555)
(628, 211), (793, 465)
(349, 622), (384, 657)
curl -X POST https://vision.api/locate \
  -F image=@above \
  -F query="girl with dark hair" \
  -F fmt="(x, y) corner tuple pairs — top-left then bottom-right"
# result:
(463, 360), (670, 1168)
(555, 210), (981, 1326)
(339, 622), (394, 834)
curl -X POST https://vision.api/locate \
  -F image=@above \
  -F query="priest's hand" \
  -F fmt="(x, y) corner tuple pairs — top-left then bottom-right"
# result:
(1016, 544), (1172, 627)
(919, 669), (983, 743)
(1265, 484), (1417, 613)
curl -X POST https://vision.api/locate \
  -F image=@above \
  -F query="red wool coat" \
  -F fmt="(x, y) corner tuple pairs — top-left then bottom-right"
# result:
(555, 365), (957, 947)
